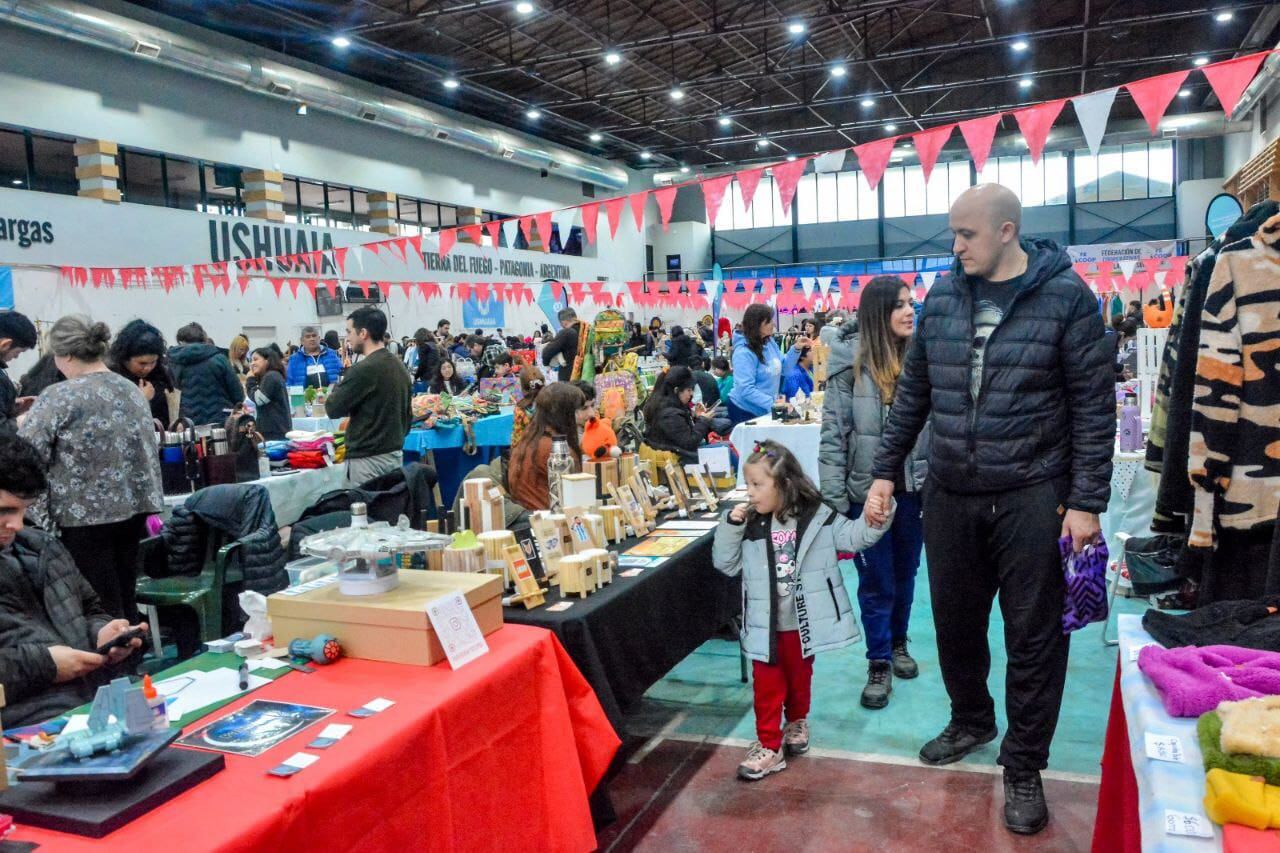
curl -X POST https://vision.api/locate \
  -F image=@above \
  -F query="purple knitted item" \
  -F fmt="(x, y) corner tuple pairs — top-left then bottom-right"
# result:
(1137, 644), (1280, 717)
(1060, 536), (1109, 633)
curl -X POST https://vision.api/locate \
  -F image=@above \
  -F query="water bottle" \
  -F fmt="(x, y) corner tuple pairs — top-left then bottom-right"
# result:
(547, 434), (573, 512)
(1119, 392), (1142, 452)
(256, 442), (271, 480)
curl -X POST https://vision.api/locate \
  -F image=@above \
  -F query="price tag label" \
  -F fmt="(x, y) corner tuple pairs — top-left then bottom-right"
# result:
(1164, 810), (1214, 838)
(1129, 642), (1159, 662)
(1145, 733), (1185, 763)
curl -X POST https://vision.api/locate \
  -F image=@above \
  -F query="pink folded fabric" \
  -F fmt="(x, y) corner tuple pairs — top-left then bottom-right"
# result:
(1137, 644), (1280, 717)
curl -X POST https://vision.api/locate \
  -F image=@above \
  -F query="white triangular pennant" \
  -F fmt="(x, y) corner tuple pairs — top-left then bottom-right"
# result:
(813, 150), (847, 173)
(1118, 259), (1138, 280)
(1072, 87), (1118, 157)
(501, 219), (520, 249)
(801, 277), (817, 298)
(553, 208), (579, 241)
(817, 276), (833, 293)
(921, 270), (938, 291)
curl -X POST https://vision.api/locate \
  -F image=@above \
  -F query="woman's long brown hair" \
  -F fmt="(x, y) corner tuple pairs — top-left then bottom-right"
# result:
(854, 275), (912, 405)
(510, 381), (584, 474)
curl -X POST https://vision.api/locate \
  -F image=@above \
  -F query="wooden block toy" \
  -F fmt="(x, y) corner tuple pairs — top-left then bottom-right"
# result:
(503, 544), (546, 609)
(600, 505), (626, 544)
(582, 547), (611, 587)
(558, 553), (596, 598)
(562, 473), (598, 510)
(585, 457), (619, 500)
(478, 530), (517, 582)
(529, 512), (566, 581)
(618, 452), (637, 484)
(608, 483), (649, 536)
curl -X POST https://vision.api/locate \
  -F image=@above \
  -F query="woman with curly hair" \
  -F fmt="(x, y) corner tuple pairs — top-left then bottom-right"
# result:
(107, 319), (177, 424)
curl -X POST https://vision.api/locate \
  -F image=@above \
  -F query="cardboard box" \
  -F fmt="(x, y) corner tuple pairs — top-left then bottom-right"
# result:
(268, 571), (503, 666)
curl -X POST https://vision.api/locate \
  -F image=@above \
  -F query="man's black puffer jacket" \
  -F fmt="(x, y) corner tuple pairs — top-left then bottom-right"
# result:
(871, 238), (1114, 513)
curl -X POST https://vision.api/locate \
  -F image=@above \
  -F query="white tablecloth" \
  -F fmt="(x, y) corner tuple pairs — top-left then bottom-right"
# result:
(1117, 613), (1222, 852)
(729, 418), (822, 488)
(291, 417), (342, 433)
(162, 465), (348, 527)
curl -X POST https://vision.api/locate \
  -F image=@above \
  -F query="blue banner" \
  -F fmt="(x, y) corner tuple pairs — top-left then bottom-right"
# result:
(0, 268), (12, 310)
(462, 295), (505, 330)
(536, 280), (565, 327)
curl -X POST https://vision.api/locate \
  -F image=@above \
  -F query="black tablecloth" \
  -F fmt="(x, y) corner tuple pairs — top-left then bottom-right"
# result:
(504, 528), (740, 731)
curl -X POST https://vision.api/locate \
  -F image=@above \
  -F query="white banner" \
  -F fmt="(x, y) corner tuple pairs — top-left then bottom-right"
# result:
(1067, 241), (1177, 264)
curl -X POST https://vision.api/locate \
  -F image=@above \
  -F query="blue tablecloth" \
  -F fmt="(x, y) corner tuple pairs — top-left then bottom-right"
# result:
(402, 412), (515, 508)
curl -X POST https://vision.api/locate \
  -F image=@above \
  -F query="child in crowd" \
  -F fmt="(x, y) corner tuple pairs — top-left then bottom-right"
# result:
(713, 440), (893, 781)
(711, 356), (734, 403)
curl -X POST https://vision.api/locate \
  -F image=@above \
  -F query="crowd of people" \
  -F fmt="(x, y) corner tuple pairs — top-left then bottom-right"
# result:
(0, 181), (1117, 836)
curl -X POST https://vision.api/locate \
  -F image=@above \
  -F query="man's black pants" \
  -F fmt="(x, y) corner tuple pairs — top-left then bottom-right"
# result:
(922, 475), (1071, 772)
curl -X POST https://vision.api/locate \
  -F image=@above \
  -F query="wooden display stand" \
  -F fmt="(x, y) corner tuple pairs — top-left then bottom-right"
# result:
(503, 544), (546, 609)
(685, 465), (720, 511)
(608, 483), (650, 536)
(529, 512), (566, 581)
(812, 340), (830, 385)
(618, 452), (638, 484)
(600, 505), (627, 544)
(584, 457), (619, 500)
(664, 462), (693, 514)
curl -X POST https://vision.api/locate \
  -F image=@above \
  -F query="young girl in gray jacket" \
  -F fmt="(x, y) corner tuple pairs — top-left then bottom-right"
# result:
(713, 440), (894, 781)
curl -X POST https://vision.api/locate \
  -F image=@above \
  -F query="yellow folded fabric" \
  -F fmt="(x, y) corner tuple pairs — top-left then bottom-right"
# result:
(1219, 697), (1280, 759)
(1205, 768), (1280, 829)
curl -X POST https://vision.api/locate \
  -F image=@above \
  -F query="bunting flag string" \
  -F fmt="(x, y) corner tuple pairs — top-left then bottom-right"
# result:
(48, 51), (1277, 288)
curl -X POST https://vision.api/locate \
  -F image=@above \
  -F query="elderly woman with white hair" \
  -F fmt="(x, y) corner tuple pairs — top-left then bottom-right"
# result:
(19, 315), (162, 620)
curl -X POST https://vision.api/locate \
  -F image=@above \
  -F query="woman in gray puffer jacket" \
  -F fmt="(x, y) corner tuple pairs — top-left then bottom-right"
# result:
(818, 275), (930, 711)
(713, 440), (891, 782)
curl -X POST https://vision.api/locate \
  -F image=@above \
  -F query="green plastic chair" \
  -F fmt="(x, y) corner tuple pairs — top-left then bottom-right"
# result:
(135, 534), (240, 646)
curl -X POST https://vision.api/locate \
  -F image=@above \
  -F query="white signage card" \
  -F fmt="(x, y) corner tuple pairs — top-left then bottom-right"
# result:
(425, 591), (490, 669)
(1164, 811), (1213, 838)
(697, 446), (732, 475)
(1144, 733), (1186, 763)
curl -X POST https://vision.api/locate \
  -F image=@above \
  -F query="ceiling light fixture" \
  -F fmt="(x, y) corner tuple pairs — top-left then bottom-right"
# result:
(1011, 39), (1029, 51)
(1193, 56), (1209, 66)
(515, 1), (535, 14)
(443, 78), (460, 90)
(718, 115), (732, 127)
(680, 165), (690, 173)
(10, 179), (21, 185)
(829, 64), (847, 78)
(860, 97), (875, 108)
(639, 150), (652, 160)
(787, 21), (806, 35)
(1215, 10), (1234, 22)
(1178, 88), (1191, 98)
(330, 35), (351, 48)
(525, 108), (542, 120)
(589, 132), (602, 142)
(756, 138), (769, 149)
(669, 87), (685, 101)
(884, 123), (898, 132)
(604, 50), (621, 65)
(1018, 77), (1033, 89)
(786, 154), (797, 161)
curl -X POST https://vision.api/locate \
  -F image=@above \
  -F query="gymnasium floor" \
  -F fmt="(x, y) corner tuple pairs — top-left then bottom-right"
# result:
(597, 559), (1147, 851)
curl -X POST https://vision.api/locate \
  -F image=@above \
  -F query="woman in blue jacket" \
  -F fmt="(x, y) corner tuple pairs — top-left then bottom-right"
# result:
(727, 303), (802, 425)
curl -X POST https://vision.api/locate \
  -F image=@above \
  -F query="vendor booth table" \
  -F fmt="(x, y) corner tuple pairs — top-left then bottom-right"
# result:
(161, 466), (348, 527)
(402, 412), (515, 508)
(9, 625), (617, 852)
(504, 529), (739, 730)
(1092, 614), (1227, 852)
(291, 416), (343, 433)
(728, 418), (821, 488)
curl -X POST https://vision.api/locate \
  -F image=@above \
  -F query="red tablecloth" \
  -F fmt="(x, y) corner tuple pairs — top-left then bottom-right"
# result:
(11, 624), (619, 852)
(1093, 664), (1142, 853)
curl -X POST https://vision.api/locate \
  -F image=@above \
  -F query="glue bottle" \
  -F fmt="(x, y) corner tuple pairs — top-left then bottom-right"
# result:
(142, 674), (169, 731)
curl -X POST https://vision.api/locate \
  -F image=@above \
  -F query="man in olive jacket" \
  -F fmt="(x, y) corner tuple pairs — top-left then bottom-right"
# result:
(865, 184), (1113, 835)
(0, 434), (148, 727)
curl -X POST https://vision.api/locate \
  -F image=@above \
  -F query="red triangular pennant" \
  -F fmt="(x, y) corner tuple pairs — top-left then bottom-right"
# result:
(628, 191), (649, 231)
(376, 281), (392, 298)
(238, 274), (251, 295)
(461, 224), (483, 246)
(1202, 52), (1269, 117)
(772, 158), (810, 216)
(399, 281), (412, 299)
(654, 186), (678, 232)
(736, 167), (765, 211)
(365, 242), (382, 257)
(332, 247), (349, 277)
(603, 198), (627, 239)
(1125, 70), (1190, 134)
(958, 113), (1003, 173)
(438, 228), (456, 258)
(408, 234), (423, 259)
(269, 277), (285, 297)
(853, 137), (898, 191)
(1013, 99), (1067, 163)
(322, 279), (338, 299)
(534, 211), (554, 249)
(836, 275), (854, 293)
(484, 220), (503, 247)
(913, 124), (955, 182)
(700, 174), (733, 226)
(474, 283), (490, 302)
(898, 272), (917, 286)
(518, 216), (534, 246)
(579, 204), (600, 245)
(454, 283), (473, 302)
(356, 280), (371, 298)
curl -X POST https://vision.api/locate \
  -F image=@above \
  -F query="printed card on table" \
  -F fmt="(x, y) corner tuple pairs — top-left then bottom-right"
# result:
(426, 591), (489, 669)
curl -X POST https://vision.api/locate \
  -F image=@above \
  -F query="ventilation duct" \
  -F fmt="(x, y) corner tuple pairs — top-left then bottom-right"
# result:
(0, 0), (628, 190)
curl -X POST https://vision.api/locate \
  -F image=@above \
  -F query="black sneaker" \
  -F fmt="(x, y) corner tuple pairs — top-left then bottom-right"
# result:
(1003, 769), (1049, 835)
(891, 639), (918, 679)
(860, 660), (892, 709)
(918, 722), (999, 766)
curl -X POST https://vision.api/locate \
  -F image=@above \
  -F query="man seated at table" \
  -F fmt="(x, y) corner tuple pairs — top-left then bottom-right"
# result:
(0, 433), (148, 727)
(326, 307), (412, 487)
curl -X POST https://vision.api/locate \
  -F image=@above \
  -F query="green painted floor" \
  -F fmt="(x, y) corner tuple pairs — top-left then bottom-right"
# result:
(629, 558), (1149, 778)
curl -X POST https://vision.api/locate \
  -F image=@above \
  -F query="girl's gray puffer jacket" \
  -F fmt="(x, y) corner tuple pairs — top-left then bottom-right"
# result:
(712, 500), (892, 664)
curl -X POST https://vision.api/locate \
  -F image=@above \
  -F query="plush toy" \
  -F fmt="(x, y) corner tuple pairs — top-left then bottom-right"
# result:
(582, 416), (621, 460)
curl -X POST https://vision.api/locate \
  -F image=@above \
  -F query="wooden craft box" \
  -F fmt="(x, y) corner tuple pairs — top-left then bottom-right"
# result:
(268, 571), (503, 666)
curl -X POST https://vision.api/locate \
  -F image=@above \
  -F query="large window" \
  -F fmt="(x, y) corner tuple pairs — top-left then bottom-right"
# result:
(975, 152), (1068, 207)
(120, 149), (166, 206)
(795, 171), (878, 224)
(1074, 140), (1174, 202)
(713, 174), (791, 230)
(30, 135), (76, 195)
